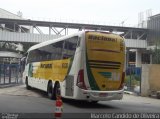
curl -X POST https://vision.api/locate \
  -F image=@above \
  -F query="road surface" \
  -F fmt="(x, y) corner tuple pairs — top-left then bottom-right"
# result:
(0, 85), (160, 118)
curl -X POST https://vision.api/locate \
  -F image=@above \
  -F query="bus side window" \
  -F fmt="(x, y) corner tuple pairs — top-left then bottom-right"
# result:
(46, 54), (51, 60)
(61, 36), (79, 59)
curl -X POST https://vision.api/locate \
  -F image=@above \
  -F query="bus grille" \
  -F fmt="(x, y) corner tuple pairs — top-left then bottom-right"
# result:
(88, 60), (121, 69)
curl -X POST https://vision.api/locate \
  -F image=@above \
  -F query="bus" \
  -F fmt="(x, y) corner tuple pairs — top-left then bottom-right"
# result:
(23, 31), (125, 103)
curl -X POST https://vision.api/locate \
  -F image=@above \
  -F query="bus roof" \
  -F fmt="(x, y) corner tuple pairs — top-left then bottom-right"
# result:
(27, 31), (84, 52)
(27, 31), (122, 52)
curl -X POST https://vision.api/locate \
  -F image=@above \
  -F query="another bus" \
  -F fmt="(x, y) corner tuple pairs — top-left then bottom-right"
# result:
(23, 31), (125, 103)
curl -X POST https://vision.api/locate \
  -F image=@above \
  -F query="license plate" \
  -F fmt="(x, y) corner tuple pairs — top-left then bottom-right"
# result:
(99, 93), (107, 97)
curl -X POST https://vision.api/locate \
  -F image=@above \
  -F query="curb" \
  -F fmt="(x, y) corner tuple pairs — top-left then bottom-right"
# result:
(0, 83), (23, 88)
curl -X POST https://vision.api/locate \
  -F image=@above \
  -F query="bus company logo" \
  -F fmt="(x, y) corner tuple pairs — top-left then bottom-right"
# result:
(40, 63), (52, 68)
(88, 35), (117, 42)
(99, 72), (112, 78)
(98, 72), (120, 81)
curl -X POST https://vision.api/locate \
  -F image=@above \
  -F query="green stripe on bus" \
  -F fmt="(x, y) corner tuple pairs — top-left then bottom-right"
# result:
(86, 52), (100, 90)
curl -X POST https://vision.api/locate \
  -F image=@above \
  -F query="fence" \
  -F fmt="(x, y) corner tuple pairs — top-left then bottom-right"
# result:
(125, 67), (142, 93)
(0, 64), (22, 85)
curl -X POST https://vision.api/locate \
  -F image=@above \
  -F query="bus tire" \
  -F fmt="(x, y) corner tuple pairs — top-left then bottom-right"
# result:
(25, 77), (31, 90)
(47, 81), (54, 100)
(53, 82), (61, 100)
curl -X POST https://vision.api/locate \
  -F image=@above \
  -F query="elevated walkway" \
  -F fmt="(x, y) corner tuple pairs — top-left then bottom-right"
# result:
(125, 39), (147, 49)
(0, 31), (59, 43)
(0, 30), (147, 49)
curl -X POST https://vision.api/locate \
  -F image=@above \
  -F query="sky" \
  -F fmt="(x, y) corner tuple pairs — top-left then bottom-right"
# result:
(1, 0), (160, 27)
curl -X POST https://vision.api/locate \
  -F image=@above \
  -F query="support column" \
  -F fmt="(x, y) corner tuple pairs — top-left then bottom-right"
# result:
(49, 27), (51, 36)
(18, 26), (21, 32)
(150, 54), (152, 64)
(31, 26), (34, 33)
(136, 49), (142, 67)
(126, 49), (129, 68)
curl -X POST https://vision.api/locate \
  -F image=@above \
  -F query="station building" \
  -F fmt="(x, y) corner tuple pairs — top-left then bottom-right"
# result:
(0, 8), (30, 64)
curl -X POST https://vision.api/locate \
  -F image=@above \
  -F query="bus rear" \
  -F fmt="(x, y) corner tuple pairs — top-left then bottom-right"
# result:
(77, 31), (125, 101)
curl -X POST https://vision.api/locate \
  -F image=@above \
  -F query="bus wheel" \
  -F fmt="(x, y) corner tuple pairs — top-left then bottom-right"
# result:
(53, 82), (61, 100)
(25, 78), (31, 90)
(47, 82), (54, 100)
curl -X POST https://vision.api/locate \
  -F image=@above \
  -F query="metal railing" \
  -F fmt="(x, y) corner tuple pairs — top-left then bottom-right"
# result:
(125, 67), (142, 95)
(0, 64), (22, 86)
